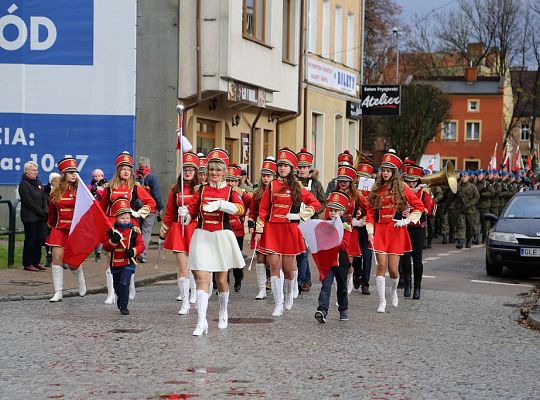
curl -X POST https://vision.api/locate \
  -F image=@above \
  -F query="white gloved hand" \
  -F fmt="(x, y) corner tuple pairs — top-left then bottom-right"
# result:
(394, 218), (411, 228)
(352, 218), (366, 228)
(203, 200), (221, 212)
(286, 213), (301, 221)
(178, 206), (188, 217)
(131, 209), (141, 219)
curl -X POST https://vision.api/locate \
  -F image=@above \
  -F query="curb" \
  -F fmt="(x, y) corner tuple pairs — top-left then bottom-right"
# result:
(0, 272), (177, 302)
(527, 303), (540, 331)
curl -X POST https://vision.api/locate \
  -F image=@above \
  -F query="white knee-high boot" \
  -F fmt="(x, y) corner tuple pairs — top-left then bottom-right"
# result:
(189, 270), (197, 303)
(292, 269), (299, 299)
(271, 276), (283, 317)
(193, 290), (209, 336)
(178, 278), (191, 315)
(279, 270), (285, 304)
(72, 266), (86, 296)
(49, 265), (63, 302)
(347, 271), (354, 294)
(391, 277), (399, 307)
(129, 274), (136, 300)
(218, 291), (229, 329)
(284, 279), (294, 310)
(376, 275), (386, 313)
(255, 263), (267, 300)
(105, 268), (116, 304)
(176, 277), (183, 301)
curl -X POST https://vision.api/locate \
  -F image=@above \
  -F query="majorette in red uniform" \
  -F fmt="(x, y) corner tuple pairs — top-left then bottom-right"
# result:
(255, 148), (321, 317)
(247, 157), (277, 299)
(46, 157), (87, 302)
(102, 198), (145, 315)
(226, 163), (252, 292)
(159, 151), (200, 313)
(100, 152), (156, 304)
(179, 149), (246, 336)
(197, 153), (208, 183)
(401, 163), (433, 300)
(366, 150), (424, 313)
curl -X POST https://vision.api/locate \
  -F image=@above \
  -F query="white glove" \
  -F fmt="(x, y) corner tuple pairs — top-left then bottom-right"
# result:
(352, 218), (366, 228)
(218, 200), (240, 215)
(286, 213), (301, 221)
(394, 218), (410, 228)
(178, 206), (188, 217)
(203, 200), (221, 212)
(131, 209), (140, 218)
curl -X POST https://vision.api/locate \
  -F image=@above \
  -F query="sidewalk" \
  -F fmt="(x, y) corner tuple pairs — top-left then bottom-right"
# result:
(0, 248), (195, 301)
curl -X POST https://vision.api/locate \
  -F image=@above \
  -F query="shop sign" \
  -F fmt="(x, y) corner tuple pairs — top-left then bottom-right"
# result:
(307, 57), (356, 96)
(361, 85), (401, 116)
(228, 81), (266, 107)
(346, 101), (361, 120)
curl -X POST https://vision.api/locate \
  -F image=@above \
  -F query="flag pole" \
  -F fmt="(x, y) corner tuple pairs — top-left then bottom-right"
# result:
(176, 104), (185, 236)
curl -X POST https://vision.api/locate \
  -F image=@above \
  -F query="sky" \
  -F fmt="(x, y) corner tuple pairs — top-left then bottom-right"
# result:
(396, 0), (458, 28)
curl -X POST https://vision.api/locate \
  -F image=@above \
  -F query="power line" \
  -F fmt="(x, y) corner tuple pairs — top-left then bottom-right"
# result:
(409, 0), (458, 28)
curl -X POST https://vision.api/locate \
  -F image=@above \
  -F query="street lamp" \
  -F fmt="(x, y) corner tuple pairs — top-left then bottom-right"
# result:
(393, 27), (399, 84)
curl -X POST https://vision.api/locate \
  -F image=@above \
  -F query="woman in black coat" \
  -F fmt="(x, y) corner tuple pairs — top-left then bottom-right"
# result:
(18, 161), (48, 271)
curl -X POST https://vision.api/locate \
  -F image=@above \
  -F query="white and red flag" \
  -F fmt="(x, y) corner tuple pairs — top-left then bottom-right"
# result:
(63, 175), (113, 267)
(488, 143), (498, 170)
(299, 217), (344, 281)
(176, 107), (193, 152)
(512, 144), (523, 171)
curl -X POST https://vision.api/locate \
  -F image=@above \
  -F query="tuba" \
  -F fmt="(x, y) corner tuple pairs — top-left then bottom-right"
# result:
(422, 161), (458, 194)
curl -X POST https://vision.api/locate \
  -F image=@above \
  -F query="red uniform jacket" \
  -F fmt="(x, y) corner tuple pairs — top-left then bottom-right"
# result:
(100, 183), (156, 220)
(47, 188), (75, 230)
(102, 224), (145, 268)
(229, 188), (250, 237)
(409, 188), (433, 228)
(161, 183), (198, 237)
(187, 182), (245, 232)
(366, 184), (424, 226)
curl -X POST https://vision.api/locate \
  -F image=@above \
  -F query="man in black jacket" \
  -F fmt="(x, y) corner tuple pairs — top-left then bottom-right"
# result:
(18, 161), (48, 271)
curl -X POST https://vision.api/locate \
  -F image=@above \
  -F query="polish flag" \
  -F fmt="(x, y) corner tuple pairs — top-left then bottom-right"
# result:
(512, 145), (522, 171)
(426, 156), (436, 174)
(526, 153), (532, 170)
(176, 106), (193, 152)
(63, 175), (113, 267)
(488, 143), (498, 171)
(299, 217), (344, 281)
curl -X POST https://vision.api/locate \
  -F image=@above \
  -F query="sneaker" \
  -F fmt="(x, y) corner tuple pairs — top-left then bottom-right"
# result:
(339, 312), (348, 321)
(314, 311), (326, 324)
(361, 283), (370, 295)
(120, 308), (130, 315)
(137, 256), (147, 263)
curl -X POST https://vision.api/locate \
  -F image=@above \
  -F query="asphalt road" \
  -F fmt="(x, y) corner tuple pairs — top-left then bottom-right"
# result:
(1, 243), (538, 400)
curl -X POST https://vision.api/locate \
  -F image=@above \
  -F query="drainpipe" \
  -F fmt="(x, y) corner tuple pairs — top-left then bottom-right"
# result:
(276, 0), (306, 149)
(250, 108), (264, 181)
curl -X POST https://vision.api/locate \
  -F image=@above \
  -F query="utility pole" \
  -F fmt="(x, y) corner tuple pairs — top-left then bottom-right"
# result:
(393, 27), (399, 84)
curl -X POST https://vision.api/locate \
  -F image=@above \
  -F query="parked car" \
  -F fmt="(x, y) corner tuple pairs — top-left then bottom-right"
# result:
(484, 191), (540, 276)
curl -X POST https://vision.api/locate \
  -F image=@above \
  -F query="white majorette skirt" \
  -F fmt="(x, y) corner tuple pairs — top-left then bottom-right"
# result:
(188, 229), (246, 272)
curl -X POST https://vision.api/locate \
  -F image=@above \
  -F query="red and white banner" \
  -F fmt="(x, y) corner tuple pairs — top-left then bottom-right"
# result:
(299, 217), (344, 281)
(63, 175), (113, 267)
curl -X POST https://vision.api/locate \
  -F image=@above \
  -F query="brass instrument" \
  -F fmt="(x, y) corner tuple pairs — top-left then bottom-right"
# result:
(421, 161), (458, 194)
(353, 150), (376, 169)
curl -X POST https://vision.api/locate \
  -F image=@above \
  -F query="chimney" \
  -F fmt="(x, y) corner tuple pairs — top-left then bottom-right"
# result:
(464, 66), (478, 82)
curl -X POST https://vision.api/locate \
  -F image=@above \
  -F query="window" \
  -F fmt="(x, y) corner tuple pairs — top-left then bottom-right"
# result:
(464, 160), (480, 170)
(322, 0), (330, 56)
(196, 119), (216, 154)
(334, 6), (343, 63)
(441, 158), (457, 169)
(282, 0), (293, 62)
(225, 138), (237, 163)
(263, 129), (273, 159)
(520, 124), (530, 141)
(346, 12), (355, 68)
(307, 0), (317, 52)
(465, 121), (480, 141)
(348, 121), (357, 151)
(442, 121), (457, 141)
(311, 112), (324, 172)
(243, 0), (266, 43)
(334, 114), (343, 164)
(468, 99), (479, 112)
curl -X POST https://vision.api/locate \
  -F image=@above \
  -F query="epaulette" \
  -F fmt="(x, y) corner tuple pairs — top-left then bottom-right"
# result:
(232, 186), (244, 195)
(134, 181), (141, 187)
(133, 226), (141, 234)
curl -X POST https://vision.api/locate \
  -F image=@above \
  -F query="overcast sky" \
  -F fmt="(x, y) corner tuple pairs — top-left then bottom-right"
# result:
(396, 0), (458, 28)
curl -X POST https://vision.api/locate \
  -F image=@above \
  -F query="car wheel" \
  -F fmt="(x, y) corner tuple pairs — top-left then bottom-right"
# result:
(486, 256), (503, 276)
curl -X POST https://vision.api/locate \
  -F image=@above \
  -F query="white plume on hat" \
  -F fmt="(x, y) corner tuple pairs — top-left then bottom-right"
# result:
(388, 148), (396, 154)
(266, 156), (276, 161)
(48, 172), (60, 184)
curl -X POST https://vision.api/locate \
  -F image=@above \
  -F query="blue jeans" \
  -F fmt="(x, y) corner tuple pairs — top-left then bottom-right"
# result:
(296, 251), (311, 285)
(317, 264), (348, 314)
(112, 266), (135, 310)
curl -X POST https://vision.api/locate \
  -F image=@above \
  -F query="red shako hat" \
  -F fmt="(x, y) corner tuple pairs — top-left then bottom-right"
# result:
(357, 162), (374, 178)
(261, 157), (277, 175)
(277, 147), (298, 169)
(182, 152), (200, 169)
(226, 164), (242, 180)
(115, 152), (134, 169)
(381, 150), (403, 170)
(404, 165), (424, 181)
(57, 157), (78, 174)
(296, 148), (314, 167)
(197, 153), (208, 172)
(326, 191), (350, 212)
(207, 148), (229, 167)
(337, 150), (354, 165)
(111, 198), (131, 216)
(336, 165), (357, 181)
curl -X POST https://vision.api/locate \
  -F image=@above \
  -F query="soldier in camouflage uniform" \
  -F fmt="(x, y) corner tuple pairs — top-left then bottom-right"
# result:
(475, 171), (495, 243)
(455, 173), (480, 249)
(490, 173), (502, 216)
(441, 185), (459, 244)
(498, 174), (512, 215)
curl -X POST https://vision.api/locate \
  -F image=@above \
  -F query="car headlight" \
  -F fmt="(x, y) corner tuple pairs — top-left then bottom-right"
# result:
(488, 232), (518, 243)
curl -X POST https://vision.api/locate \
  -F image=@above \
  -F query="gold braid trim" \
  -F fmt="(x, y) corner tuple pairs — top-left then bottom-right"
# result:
(255, 217), (265, 233)
(409, 210), (422, 225)
(366, 222), (374, 235)
(138, 205), (151, 219)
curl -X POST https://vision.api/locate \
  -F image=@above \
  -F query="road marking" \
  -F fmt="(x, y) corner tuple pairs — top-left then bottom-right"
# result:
(470, 280), (535, 288)
(448, 250), (461, 254)
(437, 253), (451, 256)
(423, 275), (436, 279)
(424, 257), (440, 261)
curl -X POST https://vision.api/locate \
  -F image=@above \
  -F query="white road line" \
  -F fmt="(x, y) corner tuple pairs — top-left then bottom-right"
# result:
(424, 257), (440, 261)
(423, 275), (436, 279)
(437, 253), (451, 256)
(448, 250), (461, 254)
(470, 280), (535, 288)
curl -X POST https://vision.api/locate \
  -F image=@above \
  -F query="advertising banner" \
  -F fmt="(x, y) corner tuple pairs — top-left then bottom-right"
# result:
(307, 57), (357, 96)
(361, 85), (401, 116)
(0, 0), (137, 184)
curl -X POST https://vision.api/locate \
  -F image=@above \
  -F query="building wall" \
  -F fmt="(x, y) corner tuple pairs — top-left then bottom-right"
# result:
(426, 94), (504, 170)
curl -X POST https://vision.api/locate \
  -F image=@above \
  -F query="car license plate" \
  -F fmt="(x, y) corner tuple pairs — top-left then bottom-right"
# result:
(520, 248), (540, 257)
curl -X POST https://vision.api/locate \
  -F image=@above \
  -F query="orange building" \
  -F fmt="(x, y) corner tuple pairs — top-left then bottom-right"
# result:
(419, 68), (505, 171)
